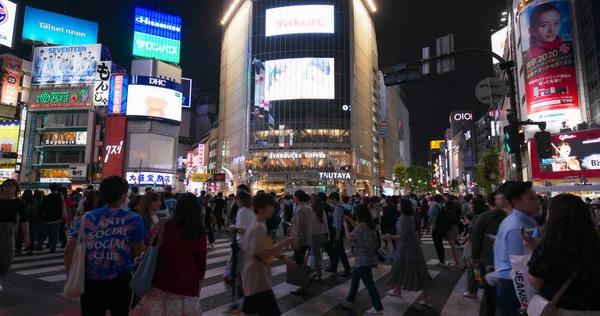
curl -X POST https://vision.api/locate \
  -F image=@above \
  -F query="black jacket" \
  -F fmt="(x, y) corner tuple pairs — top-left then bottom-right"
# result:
(39, 193), (64, 223)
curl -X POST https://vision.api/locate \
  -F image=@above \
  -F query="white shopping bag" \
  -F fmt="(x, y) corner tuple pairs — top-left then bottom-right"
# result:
(509, 254), (536, 310)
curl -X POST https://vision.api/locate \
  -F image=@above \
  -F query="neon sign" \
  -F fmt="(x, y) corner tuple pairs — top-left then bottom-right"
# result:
(31, 89), (91, 109)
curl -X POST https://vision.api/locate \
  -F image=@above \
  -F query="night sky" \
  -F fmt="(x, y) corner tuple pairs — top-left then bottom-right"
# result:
(13, 0), (506, 165)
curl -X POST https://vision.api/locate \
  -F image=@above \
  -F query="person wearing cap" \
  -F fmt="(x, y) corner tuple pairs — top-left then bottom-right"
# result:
(493, 182), (540, 316)
(326, 192), (352, 277)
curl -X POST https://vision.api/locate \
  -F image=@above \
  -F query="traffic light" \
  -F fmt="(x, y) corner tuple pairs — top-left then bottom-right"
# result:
(341, 165), (350, 172)
(321, 185), (327, 192)
(503, 124), (521, 154)
(534, 131), (553, 159)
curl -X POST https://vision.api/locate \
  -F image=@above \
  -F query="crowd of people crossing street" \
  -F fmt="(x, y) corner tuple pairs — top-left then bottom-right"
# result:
(1, 177), (600, 316)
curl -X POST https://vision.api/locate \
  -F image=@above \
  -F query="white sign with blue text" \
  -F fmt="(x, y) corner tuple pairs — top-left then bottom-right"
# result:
(126, 172), (174, 186)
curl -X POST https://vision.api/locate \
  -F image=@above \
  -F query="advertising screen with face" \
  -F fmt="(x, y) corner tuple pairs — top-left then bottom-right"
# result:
(126, 84), (182, 122)
(518, 0), (580, 122)
(531, 129), (600, 179)
(265, 57), (334, 101)
(265, 5), (334, 37)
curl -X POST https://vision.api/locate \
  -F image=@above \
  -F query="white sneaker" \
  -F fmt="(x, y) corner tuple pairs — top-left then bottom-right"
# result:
(446, 260), (457, 267)
(419, 300), (433, 308)
(365, 307), (384, 315)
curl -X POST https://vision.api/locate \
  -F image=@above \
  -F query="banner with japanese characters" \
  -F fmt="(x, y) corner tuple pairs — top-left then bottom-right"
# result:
(93, 61), (111, 106)
(518, 0), (581, 122)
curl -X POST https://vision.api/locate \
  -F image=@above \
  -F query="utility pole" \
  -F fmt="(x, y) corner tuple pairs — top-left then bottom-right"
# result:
(382, 48), (524, 181)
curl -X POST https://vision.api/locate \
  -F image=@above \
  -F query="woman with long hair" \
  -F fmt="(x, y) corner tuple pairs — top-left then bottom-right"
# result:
(384, 199), (434, 307)
(21, 189), (40, 254)
(204, 194), (215, 247)
(311, 197), (329, 281)
(138, 192), (161, 237)
(340, 204), (384, 315)
(526, 194), (600, 313)
(82, 190), (97, 215)
(0, 179), (29, 280)
(132, 193), (208, 315)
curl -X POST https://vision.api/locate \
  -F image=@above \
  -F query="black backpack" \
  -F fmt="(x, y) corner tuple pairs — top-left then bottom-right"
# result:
(283, 203), (294, 223)
(434, 205), (457, 232)
(266, 213), (281, 231)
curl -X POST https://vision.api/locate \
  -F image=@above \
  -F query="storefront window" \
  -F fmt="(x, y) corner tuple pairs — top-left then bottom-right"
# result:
(41, 151), (85, 164)
(40, 169), (69, 178)
(41, 131), (87, 146)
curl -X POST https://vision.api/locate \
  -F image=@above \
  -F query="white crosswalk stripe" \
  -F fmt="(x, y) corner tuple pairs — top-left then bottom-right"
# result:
(9, 234), (481, 315)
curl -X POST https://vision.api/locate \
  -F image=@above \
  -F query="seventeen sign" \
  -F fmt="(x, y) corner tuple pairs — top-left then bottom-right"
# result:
(31, 44), (102, 85)
(266, 5), (334, 37)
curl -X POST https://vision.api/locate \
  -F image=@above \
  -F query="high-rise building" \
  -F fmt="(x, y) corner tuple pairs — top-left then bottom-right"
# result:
(576, 0), (600, 124)
(218, 0), (382, 195)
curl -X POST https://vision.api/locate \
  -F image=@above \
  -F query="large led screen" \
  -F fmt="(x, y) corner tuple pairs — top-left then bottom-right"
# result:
(126, 85), (182, 122)
(0, 0), (17, 48)
(133, 7), (182, 64)
(264, 58), (334, 101)
(531, 129), (600, 179)
(22, 6), (98, 46)
(265, 5), (334, 37)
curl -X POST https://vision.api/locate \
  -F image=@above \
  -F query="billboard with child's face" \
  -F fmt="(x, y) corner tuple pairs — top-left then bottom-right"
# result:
(518, 0), (581, 122)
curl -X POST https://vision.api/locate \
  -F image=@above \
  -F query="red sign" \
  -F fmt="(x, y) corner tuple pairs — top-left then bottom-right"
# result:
(197, 144), (205, 166)
(103, 116), (126, 178)
(530, 129), (600, 180)
(111, 75), (124, 114)
(1, 56), (21, 106)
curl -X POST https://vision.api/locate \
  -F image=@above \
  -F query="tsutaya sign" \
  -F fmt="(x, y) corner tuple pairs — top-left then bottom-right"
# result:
(319, 172), (351, 180)
(269, 152), (327, 159)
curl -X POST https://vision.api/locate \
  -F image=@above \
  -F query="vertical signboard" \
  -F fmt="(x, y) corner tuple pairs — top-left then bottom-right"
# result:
(93, 61), (111, 106)
(1, 55), (21, 105)
(108, 74), (128, 114)
(518, 0), (581, 122)
(103, 116), (126, 177)
(25, 115), (36, 172)
(0, 0), (18, 48)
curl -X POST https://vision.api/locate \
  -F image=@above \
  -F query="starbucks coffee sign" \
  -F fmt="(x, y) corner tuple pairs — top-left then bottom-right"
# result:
(269, 152), (327, 159)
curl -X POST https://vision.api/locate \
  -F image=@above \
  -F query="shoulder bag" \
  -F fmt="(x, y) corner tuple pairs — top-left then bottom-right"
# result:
(129, 218), (168, 295)
(64, 212), (88, 298)
(527, 267), (581, 316)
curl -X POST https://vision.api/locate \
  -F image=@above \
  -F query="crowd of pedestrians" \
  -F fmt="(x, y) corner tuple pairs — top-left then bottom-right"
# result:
(2, 176), (600, 315)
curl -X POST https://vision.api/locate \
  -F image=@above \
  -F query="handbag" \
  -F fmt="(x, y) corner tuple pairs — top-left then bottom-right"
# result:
(527, 268), (580, 316)
(63, 213), (88, 298)
(129, 218), (168, 295)
(286, 263), (311, 288)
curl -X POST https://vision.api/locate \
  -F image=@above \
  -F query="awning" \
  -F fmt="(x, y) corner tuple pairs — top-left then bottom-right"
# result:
(532, 184), (600, 193)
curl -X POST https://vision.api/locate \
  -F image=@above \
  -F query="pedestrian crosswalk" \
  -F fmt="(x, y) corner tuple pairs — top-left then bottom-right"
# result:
(8, 233), (483, 316)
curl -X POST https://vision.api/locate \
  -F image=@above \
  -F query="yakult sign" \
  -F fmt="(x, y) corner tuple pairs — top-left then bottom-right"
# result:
(265, 5), (334, 37)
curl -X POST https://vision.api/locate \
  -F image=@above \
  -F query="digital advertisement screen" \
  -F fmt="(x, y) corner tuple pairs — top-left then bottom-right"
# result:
(265, 57), (334, 101)
(0, 120), (18, 169)
(0, 0), (17, 48)
(133, 7), (182, 64)
(491, 27), (507, 65)
(518, 0), (581, 122)
(265, 5), (334, 37)
(531, 129), (600, 179)
(22, 6), (98, 46)
(1, 55), (21, 105)
(126, 85), (182, 122)
(181, 77), (192, 107)
(31, 44), (102, 85)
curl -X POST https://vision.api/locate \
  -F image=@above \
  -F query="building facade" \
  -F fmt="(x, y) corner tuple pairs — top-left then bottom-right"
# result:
(219, 0), (382, 195)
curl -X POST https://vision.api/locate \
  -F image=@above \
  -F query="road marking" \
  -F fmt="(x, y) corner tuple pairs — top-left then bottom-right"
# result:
(440, 271), (483, 316)
(380, 270), (440, 315)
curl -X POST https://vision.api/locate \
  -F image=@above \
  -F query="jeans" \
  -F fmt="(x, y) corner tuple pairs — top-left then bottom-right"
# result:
(311, 233), (328, 277)
(81, 273), (132, 316)
(329, 230), (351, 272)
(347, 266), (383, 312)
(36, 221), (61, 250)
(432, 229), (445, 263)
(497, 279), (520, 316)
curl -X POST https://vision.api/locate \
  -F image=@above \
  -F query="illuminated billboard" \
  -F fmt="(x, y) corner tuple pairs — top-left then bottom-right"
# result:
(108, 74), (128, 115)
(518, 0), (581, 122)
(0, 120), (18, 169)
(491, 27), (507, 65)
(0, 1), (17, 48)
(31, 44), (102, 85)
(22, 6), (98, 45)
(133, 7), (182, 64)
(531, 129), (600, 179)
(265, 5), (334, 37)
(1, 56), (21, 105)
(126, 76), (182, 122)
(265, 57), (334, 101)
(181, 77), (192, 107)
(430, 140), (444, 150)
(29, 88), (91, 110)
(103, 116), (126, 177)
